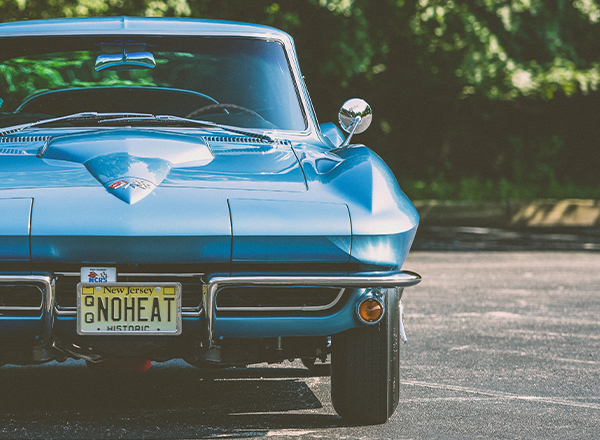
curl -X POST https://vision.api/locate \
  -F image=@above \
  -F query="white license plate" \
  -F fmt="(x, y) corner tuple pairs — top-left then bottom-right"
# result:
(77, 282), (182, 336)
(80, 267), (116, 283)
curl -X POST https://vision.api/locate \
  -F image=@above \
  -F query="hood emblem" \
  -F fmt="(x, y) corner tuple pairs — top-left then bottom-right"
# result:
(105, 177), (155, 204)
(108, 179), (152, 190)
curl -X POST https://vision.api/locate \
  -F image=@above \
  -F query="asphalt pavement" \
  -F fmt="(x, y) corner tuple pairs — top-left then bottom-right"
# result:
(0, 237), (599, 439)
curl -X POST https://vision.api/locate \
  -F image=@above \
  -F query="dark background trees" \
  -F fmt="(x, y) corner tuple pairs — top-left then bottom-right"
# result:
(2, 0), (600, 199)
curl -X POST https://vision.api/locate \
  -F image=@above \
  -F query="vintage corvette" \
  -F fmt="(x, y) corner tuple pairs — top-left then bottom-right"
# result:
(0, 17), (420, 424)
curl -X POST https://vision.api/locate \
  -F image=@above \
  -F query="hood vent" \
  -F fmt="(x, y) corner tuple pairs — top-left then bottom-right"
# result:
(0, 148), (31, 155)
(0, 136), (50, 144)
(202, 136), (291, 146)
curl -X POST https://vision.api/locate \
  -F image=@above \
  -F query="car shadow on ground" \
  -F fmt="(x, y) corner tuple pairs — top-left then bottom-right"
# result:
(0, 361), (345, 438)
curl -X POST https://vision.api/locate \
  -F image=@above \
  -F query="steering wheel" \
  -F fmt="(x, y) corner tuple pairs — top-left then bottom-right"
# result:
(186, 103), (265, 120)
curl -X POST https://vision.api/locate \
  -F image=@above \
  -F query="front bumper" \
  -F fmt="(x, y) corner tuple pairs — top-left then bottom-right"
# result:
(203, 271), (421, 346)
(0, 270), (421, 360)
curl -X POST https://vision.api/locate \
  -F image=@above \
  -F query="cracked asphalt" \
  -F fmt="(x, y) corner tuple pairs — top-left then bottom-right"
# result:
(1, 237), (599, 439)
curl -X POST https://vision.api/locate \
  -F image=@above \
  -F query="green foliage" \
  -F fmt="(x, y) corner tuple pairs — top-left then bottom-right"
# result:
(402, 130), (600, 201)
(410, 0), (600, 100)
(0, 0), (191, 19)
(0, 52), (160, 111)
(402, 174), (600, 201)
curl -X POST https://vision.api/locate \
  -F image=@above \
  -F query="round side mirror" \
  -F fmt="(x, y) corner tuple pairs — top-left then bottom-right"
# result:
(339, 98), (372, 135)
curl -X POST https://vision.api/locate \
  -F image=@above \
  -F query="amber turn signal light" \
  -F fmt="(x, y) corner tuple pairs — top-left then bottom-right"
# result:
(357, 297), (384, 324)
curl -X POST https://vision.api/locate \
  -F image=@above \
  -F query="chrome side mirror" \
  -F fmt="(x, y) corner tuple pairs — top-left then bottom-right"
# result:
(338, 98), (372, 147)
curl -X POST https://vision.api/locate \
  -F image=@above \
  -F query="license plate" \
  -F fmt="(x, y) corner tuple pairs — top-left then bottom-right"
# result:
(80, 267), (116, 283)
(77, 283), (182, 336)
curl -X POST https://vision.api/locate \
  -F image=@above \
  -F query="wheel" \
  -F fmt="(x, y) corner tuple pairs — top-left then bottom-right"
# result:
(330, 288), (402, 425)
(186, 103), (264, 120)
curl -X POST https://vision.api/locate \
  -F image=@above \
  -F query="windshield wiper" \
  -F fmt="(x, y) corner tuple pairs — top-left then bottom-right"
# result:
(0, 112), (157, 136)
(0, 112), (273, 143)
(98, 114), (273, 142)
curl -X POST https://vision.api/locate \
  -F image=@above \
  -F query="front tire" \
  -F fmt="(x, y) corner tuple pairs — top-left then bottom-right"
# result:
(330, 288), (402, 424)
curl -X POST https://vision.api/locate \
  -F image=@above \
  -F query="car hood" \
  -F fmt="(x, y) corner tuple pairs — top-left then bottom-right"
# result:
(1, 129), (307, 202)
(0, 129), (418, 269)
(0, 129), (357, 265)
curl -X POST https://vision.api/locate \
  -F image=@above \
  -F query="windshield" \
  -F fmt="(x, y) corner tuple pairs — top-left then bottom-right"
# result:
(0, 36), (306, 131)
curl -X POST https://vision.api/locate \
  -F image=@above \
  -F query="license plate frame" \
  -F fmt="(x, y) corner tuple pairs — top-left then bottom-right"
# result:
(77, 282), (182, 336)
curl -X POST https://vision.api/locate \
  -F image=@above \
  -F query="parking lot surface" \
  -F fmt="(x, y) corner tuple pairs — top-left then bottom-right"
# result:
(1, 251), (599, 439)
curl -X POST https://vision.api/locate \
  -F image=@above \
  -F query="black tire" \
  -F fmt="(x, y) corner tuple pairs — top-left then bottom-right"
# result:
(331, 288), (401, 425)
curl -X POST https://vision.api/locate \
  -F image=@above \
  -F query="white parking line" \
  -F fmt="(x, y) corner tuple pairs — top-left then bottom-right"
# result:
(401, 380), (600, 410)
(447, 345), (598, 364)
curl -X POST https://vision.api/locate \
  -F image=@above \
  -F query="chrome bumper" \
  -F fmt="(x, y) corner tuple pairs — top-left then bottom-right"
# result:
(0, 270), (421, 351)
(203, 270), (421, 347)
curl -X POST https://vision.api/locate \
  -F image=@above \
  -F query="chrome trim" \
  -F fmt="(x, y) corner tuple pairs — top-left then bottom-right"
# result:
(95, 51), (156, 72)
(0, 275), (50, 315)
(55, 272), (205, 277)
(339, 98), (372, 147)
(399, 299), (407, 343)
(55, 307), (76, 316)
(121, 272), (205, 277)
(48, 276), (55, 344)
(36, 136), (51, 157)
(182, 308), (202, 318)
(0, 306), (42, 311)
(55, 304), (202, 318)
(204, 270), (421, 347)
(0, 135), (50, 144)
(215, 288), (345, 312)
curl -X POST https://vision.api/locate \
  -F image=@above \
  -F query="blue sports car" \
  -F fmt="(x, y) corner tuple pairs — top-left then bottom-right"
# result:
(0, 17), (420, 424)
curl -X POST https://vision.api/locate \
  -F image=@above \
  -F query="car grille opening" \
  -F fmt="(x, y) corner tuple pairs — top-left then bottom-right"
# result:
(215, 286), (344, 311)
(54, 272), (203, 311)
(0, 283), (44, 316)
